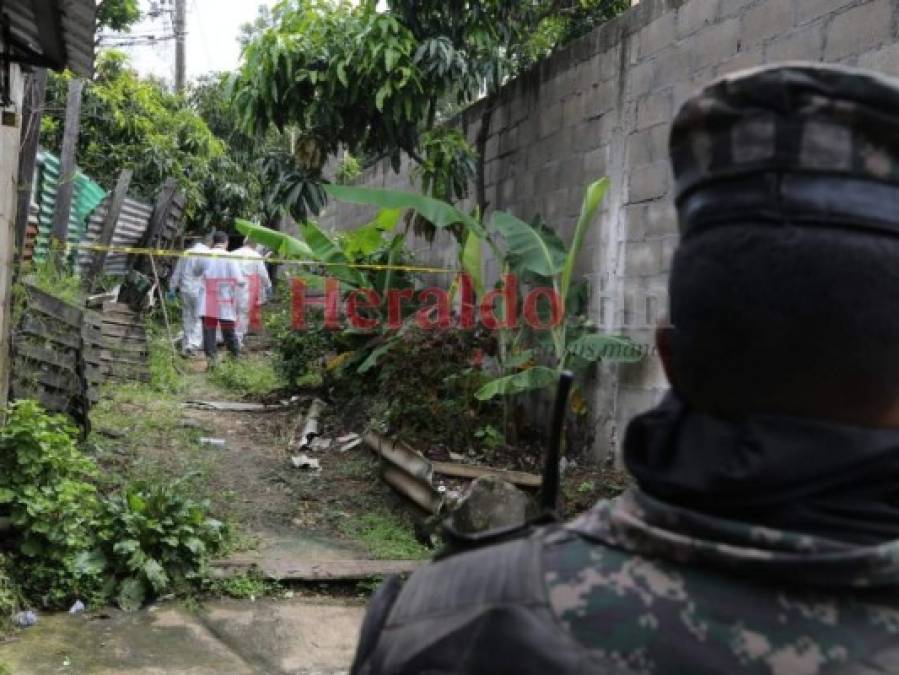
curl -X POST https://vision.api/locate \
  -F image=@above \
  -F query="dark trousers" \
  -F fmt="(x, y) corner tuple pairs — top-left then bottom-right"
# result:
(202, 316), (239, 360)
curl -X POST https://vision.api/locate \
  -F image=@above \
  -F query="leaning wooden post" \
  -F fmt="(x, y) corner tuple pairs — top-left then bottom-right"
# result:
(83, 168), (133, 292)
(14, 68), (47, 263)
(49, 77), (84, 264)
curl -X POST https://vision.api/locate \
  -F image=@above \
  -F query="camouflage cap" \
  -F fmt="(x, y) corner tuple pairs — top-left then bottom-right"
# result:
(670, 62), (899, 237)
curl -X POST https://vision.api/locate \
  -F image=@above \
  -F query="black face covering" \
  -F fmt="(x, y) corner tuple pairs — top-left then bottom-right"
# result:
(624, 394), (899, 546)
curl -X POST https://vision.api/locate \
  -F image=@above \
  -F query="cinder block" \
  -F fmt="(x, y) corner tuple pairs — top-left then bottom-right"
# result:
(858, 43), (899, 78)
(584, 146), (609, 178)
(824, 0), (891, 61)
(718, 0), (759, 18)
(715, 49), (764, 77)
(639, 12), (677, 58)
(562, 93), (585, 128)
(678, 0), (720, 38)
(690, 18), (741, 71)
(628, 161), (670, 203)
(539, 102), (563, 139)
(624, 239), (664, 277)
(742, 0), (795, 48)
(635, 91), (672, 130)
(795, 0), (855, 26)
(653, 46), (691, 87)
(627, 60), (655, 99)
(765, 24), (824, 62)
(625, 201), (678, 241)
(626, 125), (670, 168)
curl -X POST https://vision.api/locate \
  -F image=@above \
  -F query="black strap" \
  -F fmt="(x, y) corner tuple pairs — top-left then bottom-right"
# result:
(678, 172), (899, 239)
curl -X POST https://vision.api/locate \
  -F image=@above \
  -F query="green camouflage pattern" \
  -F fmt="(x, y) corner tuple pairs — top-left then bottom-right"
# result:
(545, 490), (899, 674)
(670, 63), (899, 204)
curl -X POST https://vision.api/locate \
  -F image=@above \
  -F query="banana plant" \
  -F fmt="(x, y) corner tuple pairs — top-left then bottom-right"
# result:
(323, 178), (644, 404)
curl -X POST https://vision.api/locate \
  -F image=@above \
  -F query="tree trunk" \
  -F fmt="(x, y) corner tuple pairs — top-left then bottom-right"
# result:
(475, 99), (495, 218)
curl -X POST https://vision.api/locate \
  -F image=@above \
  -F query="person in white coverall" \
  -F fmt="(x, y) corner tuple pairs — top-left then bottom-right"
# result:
(231, 238), (272, 347)
(193, 231), (246, 363)
(170, 236), (210, 355)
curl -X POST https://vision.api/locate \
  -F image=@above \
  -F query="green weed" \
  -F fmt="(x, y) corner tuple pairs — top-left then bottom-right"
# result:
(340, 511), (430, 560)
(147, 329), (184, 394)
(210, 572), (277, 600)
(208, 355), (283, 397)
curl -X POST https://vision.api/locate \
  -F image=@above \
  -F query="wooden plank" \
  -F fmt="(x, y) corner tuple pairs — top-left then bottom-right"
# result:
(210, 558), (423, 581)
(15, 69), (47, 260)
(101, 314), (145, 328)
(101, 323), (146, 340)
(102, 302), (139, 315)
(24, 284), (82, 328)
(131, 178), (178, 273)
(10, 381), (72, 413)
(50, 78), (84, 247)
(100, 350), (147, 365)
(13, 342), (78, 374)
(18, 317), (81, 350)
(84, 169), (133, 291)
(100, 340), (148, 356)
(431, 461), (542, 489)
(11, 365), (79, 393)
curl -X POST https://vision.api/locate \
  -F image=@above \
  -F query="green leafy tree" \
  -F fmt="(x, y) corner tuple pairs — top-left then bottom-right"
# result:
(41, 51), (225, 231)
(96, 0), (141, 34)
(232, 0), (628, 232)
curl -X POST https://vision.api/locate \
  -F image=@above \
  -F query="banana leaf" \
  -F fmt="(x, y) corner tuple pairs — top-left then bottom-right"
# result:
(492, 211), (566, 278)
(299, 221), (368, 287)
(460, 229), (484, 295)
(235, 218), (314, 259)
(559, 178), (609, 304)
(474, 366), (557, 401)
(324, 184), (485, 238)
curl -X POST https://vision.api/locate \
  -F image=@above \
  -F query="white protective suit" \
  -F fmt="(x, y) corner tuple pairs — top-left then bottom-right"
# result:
(231, 244), (272, 345)
(193, 246), (246, 322)
(170, 241), (209, 352)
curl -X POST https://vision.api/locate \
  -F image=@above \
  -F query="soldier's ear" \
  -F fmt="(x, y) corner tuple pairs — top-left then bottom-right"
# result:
(656, 325), (676, 388)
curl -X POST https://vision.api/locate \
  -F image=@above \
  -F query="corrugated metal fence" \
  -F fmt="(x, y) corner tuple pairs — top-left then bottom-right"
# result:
(33, 150), (107, 263)
(75, 197), (154, 277)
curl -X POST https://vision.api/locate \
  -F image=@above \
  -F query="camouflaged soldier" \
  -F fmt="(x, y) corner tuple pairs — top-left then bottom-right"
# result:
(350, 63), (899, 674)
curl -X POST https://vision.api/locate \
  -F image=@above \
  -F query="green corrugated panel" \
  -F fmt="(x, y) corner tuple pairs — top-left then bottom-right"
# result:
(32, 150), (108, 264)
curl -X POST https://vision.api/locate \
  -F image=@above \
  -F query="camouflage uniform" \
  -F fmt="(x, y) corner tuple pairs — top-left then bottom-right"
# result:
(351, 63), (899, 674)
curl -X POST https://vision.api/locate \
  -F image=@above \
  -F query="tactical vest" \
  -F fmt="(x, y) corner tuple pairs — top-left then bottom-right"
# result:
(351, 523), (899, 675)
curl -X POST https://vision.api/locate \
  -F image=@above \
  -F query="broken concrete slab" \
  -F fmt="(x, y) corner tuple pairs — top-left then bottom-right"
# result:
(211, 557), (422, 581)
(0, 604), (257, 674)
(198, 597), (365, 675)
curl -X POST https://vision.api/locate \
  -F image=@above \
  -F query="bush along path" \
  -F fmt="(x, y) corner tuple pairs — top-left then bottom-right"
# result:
(0, 338), (431, 673)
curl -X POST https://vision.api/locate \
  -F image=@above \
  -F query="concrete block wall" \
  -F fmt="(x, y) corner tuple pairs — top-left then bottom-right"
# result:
(318, 0), (899, 462)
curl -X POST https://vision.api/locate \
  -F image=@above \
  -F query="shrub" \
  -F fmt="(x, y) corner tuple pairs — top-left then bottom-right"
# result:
(0, 401), (103, 606)
(97, 477), (225, 611)
(0, 401), (225, 610)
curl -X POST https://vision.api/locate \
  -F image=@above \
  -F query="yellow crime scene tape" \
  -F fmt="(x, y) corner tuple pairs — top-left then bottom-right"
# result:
(67, 241), (459, 276)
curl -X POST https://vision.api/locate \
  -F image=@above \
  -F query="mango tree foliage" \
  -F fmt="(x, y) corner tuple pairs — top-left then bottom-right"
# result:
(41, 52), (225, 230)
(232, 0), (627, 235)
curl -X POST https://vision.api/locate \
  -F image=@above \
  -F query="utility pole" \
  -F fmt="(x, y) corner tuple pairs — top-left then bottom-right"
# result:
(175, 0), (186, 92)
(50, 77), (84, 259)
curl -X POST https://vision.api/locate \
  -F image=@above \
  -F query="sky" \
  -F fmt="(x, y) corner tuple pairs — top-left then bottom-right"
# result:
(107, 0), (278, 85)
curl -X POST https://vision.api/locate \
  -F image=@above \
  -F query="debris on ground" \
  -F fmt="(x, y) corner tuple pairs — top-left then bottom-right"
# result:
(13, 610), (38, 628)
(200, 437), (227, 448)
(447, 476), (537, 534)
(336, 433), (362, 453)
(291, 399), (327, 451)
(69, 600), (86, 615)
(186, 400), (287, 412)
(363, 431), (445, 514)
(431, 460), (541, 489)
(291, 453), (321, 471)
